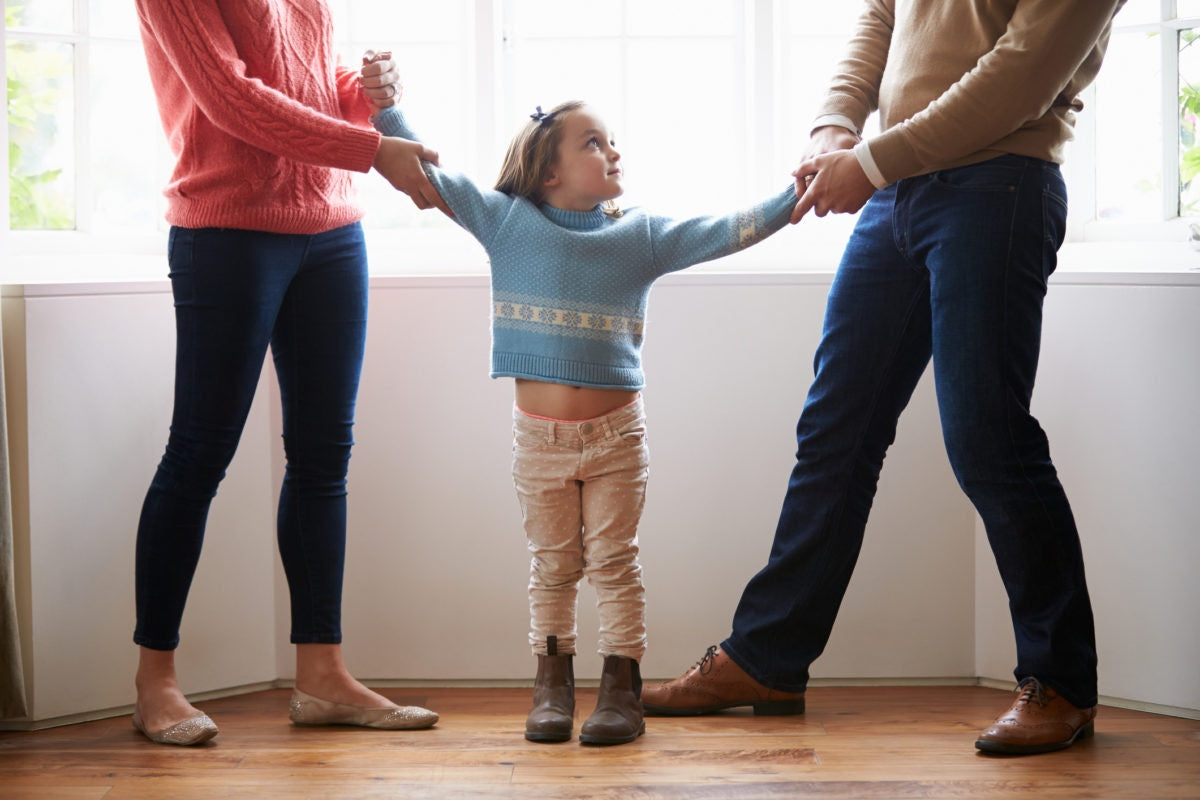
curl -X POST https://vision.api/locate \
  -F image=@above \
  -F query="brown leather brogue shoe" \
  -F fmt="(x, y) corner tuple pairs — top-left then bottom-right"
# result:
(641, 645), (804, 716)
(975, 678), (1097, 755)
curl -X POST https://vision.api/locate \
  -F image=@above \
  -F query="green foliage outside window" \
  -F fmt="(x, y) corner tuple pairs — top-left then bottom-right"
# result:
(6, 3), (73, 229)
(1179, 30), (1200, 215)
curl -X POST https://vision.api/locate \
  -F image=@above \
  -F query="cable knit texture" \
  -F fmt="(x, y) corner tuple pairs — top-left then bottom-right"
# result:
(135, 0), (381, 234)
(374, 106), (797, 390)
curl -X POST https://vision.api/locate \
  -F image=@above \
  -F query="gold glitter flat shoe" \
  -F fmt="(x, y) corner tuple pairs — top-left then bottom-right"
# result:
(132, 711), (219, 746)
(289, 689), (438, 730)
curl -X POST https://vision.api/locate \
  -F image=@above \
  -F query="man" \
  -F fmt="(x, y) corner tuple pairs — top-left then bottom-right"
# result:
(642, 0), (1124, 755)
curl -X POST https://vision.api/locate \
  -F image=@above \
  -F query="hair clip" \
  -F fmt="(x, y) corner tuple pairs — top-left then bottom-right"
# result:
(530, 106), (556, 124)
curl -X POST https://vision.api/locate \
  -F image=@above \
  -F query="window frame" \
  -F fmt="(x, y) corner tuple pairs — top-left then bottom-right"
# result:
(4, 0), (1198, 284)
(1067, 2), (1200, 243)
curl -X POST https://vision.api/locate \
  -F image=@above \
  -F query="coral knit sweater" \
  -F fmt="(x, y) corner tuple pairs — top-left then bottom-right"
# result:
(135, 0), (382, 234)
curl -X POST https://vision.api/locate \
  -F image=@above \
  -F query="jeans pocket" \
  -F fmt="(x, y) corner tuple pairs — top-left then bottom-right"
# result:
(513, 425), (546, 452)
(931, 157), (1026, 192)
(615, 417), (647, 446)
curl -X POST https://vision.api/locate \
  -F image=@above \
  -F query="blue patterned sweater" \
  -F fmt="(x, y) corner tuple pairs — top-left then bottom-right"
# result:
(375, 106), (797, 390)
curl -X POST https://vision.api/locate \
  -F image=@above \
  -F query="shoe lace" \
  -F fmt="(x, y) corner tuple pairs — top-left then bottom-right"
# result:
(696, 645), (718, 676)
(1015, 677), (1049, 707)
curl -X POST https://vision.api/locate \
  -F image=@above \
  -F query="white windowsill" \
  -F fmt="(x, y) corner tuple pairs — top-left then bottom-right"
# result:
(3, 229), (1199, 296)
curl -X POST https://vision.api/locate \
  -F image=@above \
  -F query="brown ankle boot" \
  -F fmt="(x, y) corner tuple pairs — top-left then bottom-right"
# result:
(524, 636), (575, 743)
(579, 655), (644, 746)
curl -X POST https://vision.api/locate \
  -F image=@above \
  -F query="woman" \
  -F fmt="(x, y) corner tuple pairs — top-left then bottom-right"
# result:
(131, 0), (446, 745)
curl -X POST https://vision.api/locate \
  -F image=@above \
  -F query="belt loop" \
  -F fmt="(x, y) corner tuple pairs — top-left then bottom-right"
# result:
(546, 420), (556, 445)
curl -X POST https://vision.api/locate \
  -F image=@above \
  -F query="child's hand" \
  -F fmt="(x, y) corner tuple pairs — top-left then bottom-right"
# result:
(360, 49), (401, 110)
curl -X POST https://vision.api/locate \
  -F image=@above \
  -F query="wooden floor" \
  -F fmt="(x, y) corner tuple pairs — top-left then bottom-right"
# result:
(1, 685), (1197, 799)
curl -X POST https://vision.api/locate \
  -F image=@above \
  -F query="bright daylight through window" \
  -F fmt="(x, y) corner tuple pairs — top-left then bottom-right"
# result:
(2, 0), (1187, 276)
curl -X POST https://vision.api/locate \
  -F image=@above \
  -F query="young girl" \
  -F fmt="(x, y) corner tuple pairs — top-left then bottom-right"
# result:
(371, 95), (796, 745)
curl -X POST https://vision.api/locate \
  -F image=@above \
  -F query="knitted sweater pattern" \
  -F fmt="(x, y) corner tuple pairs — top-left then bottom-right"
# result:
(375, 106), (796, 390)
(135, 0), (382, 234)
(820, 0), (1124, 183)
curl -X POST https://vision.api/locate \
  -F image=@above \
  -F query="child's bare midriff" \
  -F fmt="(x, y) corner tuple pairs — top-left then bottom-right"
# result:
(515, 379), (638, 421)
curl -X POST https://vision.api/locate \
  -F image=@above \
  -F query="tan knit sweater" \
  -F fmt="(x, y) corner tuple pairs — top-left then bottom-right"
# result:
(818, 0), (1125, 185)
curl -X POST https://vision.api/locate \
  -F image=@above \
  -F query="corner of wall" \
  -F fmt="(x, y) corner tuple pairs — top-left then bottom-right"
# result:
(2, 293), (34, 717)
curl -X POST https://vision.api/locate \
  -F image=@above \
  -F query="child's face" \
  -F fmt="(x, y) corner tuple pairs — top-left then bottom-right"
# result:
(541, 107), (623, 211)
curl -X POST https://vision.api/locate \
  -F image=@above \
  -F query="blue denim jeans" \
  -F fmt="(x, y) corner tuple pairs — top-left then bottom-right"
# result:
(723, 155), (1098, 708)
(134, 223), (368, 650)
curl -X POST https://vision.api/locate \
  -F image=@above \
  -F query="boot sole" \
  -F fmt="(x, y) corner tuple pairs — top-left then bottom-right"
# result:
(642, 697), (805, 717)
(525, 730), (572, 743)
(579, 721), (646, 746)
(974, 720), (1095, 755)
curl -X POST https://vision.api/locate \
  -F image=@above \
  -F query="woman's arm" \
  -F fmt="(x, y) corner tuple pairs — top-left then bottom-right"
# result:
(135, 0), (379, 172)
(334, 61), (376, 127)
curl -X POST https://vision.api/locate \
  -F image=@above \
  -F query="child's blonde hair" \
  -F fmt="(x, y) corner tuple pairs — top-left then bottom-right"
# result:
(494, 101), (621, 216)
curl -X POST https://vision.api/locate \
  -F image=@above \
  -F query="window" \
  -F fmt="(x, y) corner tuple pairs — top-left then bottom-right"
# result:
(5, 0), (163, 236)
(1081, 0), (1199, 236)
(1, 1), (1183, 280)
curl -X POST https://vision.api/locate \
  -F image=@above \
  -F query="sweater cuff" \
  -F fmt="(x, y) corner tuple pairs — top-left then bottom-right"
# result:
(343, 126), (383, 173)
(812, 114), (860, 137)
(854, 141), (888, 189)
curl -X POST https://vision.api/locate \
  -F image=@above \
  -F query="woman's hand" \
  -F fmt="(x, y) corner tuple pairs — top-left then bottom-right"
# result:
(373, 137), (453, 216)
(360, 49), (401, 110)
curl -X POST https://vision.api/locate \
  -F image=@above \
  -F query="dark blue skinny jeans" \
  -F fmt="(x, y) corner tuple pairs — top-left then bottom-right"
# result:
(134, 223), (368, 650)
(723, 155), (1098, 708)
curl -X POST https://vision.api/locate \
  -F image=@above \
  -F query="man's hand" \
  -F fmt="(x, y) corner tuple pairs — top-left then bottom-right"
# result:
(790, 126), (875, 224)
(790, 149), (877, 223)
(360, 49), (401, 110)
(373, 137), (453, 216)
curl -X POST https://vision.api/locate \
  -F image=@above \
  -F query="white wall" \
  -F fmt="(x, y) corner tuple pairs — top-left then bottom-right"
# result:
(332, 275), (976, 686)
(975, 277), (1200, 712)
(3, 286), (278, 722)
(3, 268), (1197, 724)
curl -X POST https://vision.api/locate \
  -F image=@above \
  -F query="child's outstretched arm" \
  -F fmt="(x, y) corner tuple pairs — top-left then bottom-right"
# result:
(647, 184), (799, 274)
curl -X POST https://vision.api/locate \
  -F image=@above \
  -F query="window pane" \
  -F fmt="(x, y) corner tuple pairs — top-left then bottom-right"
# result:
(625, 40), (740, 214)
(626, 0), (737, 37)
(783, 1), (865, 33)
(511, 0), (622, 38)
(1094, 30), (1161, 221)
(1114, 0), (1161, 26)
(7, 39), (75, 230)
(334, 0), (464, 44)
(511, 40), (625, 120)
(91, 41), (163, 231)
(88, 0), (139, 38)
(4, 0), (73, 32)
(1179, 2), (1200, 18)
